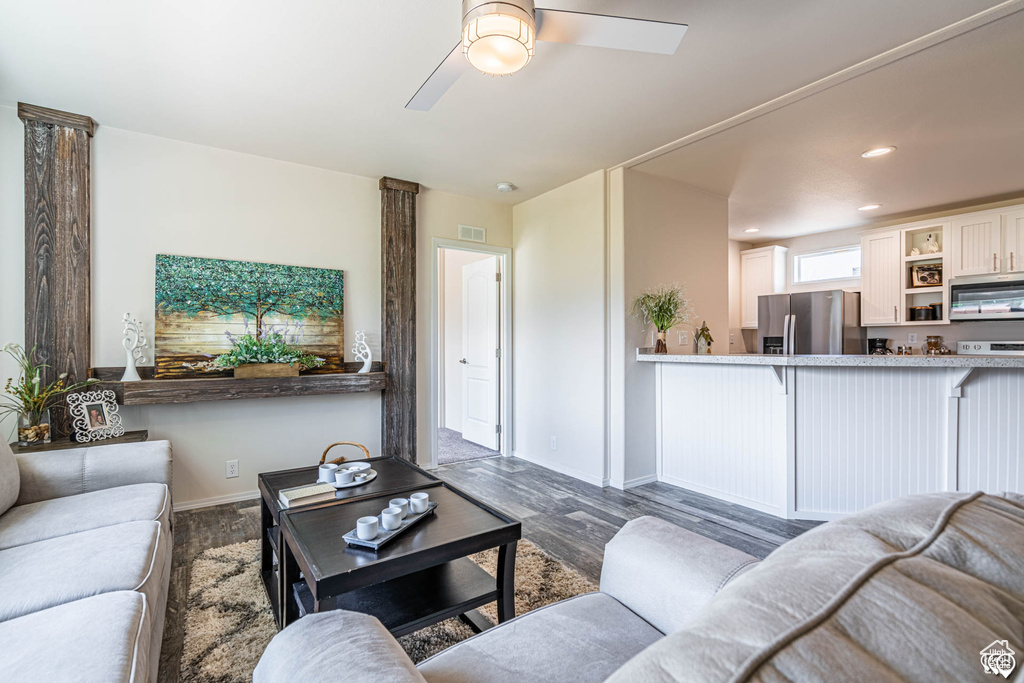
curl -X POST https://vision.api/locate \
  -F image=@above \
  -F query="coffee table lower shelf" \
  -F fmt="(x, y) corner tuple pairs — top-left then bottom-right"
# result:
(291, 558), (500, 638)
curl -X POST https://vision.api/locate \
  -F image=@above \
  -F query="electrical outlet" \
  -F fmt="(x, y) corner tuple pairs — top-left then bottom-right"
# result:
(225, 460), (239, 479)
(729, 332), (736, 345)
(907, 333), (918, 344)
(550, 436), (557, 451)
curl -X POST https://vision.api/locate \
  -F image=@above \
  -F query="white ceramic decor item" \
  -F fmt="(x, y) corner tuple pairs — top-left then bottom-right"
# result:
(121, 313), (149, 382)
(352, 330), (372, 373)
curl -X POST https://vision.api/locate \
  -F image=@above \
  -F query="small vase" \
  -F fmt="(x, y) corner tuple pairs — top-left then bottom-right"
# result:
(654, 330), (668, 354)
(17, 409), (52, 446)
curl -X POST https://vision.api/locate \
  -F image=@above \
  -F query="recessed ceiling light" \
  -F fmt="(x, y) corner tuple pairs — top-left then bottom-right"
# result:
(858, 204), (882, 211)
(496, 182), (516, 192)
(861, 146), (896, 158)
(744, 228), (760, 233)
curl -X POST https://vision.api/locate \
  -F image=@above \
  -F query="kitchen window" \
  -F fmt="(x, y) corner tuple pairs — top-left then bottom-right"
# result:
(793, 247), (862, 284)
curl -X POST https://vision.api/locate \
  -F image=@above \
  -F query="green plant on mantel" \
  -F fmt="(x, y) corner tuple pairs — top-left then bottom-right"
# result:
(630, 285), (695, 354)
(210, 333), (325, 370)
(1, 343), (97, 425)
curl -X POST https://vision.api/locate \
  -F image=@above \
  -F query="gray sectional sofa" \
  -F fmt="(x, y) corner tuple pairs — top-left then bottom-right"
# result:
(0, 438), (172, 683)
(256, 490), (1024, 682)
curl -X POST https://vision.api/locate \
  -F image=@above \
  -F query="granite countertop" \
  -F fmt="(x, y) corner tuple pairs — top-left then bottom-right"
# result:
(636, 352), (1024, 368)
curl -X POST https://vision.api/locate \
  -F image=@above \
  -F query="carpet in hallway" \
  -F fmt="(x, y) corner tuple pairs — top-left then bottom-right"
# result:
(438, 427), (499, 464)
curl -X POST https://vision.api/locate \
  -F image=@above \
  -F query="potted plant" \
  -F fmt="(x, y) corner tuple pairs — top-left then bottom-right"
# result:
(631, 285), (695, 354)
(211, 332), (325, 379)
(1, 343), (98, 446)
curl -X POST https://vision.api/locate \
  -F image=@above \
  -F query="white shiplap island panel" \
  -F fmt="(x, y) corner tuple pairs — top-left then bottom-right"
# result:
(658, 363), (788, 515)
(642, 353), (1024, 521)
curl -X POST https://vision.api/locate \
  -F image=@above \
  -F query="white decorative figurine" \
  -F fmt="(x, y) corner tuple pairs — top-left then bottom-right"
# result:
(121, 313), (149, 382)
(352, 330), (372, 374)
(924, 233), (940, 254)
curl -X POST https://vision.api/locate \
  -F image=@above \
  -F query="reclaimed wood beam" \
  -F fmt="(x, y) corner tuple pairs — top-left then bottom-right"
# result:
(18, 103), (96, 437)
(380, 176), (419, 461)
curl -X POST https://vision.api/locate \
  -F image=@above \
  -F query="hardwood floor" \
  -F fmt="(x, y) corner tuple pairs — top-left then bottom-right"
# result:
(159, 456), (819, 682)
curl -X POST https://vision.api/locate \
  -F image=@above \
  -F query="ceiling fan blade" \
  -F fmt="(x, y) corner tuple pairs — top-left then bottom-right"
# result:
(535, 9), (687, 55)
(406, 42), (469, 111)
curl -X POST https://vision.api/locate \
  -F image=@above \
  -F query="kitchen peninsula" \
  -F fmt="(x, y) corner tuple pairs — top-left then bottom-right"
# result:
(639, 352), (1024, 521)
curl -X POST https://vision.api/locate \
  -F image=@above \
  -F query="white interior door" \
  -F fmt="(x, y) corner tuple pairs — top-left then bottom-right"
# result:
(461, 256), (499, 449)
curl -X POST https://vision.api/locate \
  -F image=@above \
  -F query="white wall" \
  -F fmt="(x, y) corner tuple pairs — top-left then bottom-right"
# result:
(621, 170), (730, 484)
(0, 105), (512, 505)
(417, 193), (512, 463)
(440, 248), (491, 433)
(728, 239), (753, 353)
(512, 171), (608, 486)
(0, 107), (24, 437)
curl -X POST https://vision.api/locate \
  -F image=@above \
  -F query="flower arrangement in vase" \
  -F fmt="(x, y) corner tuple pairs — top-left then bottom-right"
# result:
(630, 285), (695, 354)
(1, 343), (98, 445)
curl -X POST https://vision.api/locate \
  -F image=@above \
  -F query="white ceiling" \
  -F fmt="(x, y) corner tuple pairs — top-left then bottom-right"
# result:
(0, 0), (1011, 203)
(634, 4), (1024, 239)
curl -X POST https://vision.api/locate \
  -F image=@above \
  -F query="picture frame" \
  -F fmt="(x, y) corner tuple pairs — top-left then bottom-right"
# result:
(911, 263), (943, 288)
(67, 390), (125, 442)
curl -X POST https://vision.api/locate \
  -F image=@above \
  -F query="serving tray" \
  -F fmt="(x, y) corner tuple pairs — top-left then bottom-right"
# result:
(343, 502), (438, 551)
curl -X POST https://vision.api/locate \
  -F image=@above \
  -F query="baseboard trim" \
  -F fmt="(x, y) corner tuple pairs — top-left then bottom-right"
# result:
(512, 451), (608, 488)
(173, 490), (261, 512)
(658, 474), (785, 518)
(623, 474), (658, 489)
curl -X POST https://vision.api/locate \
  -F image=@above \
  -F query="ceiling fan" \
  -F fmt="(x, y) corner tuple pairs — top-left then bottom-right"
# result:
(406, 1), (688, 111)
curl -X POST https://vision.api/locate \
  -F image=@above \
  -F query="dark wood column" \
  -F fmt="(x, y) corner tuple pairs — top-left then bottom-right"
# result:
(18, 103), (95, 437)
(379, 177), (419, 461)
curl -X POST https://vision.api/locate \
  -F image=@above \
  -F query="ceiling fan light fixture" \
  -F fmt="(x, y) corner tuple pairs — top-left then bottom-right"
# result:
(462, 1), (536, 76)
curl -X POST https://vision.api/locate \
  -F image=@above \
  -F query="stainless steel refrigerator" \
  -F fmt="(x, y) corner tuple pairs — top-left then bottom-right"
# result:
(757, 291), (865, 355)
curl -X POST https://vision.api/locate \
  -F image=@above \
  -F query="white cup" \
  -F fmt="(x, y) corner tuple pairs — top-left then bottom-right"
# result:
(354, 472), (369, 483)
(356, 516), (379, 540)
(389, 498), (409, 519)
(381, 507), (403, 531)
(318, 463), (338, 483)
(335, 469), (354, 485)
(410, 492), (430, 514)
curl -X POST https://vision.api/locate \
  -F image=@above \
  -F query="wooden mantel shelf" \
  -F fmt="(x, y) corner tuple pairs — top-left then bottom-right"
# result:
(89, 365), (386, 406)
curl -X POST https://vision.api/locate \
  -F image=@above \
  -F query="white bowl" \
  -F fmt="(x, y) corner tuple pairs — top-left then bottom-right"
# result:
(345, 461), (372, 472)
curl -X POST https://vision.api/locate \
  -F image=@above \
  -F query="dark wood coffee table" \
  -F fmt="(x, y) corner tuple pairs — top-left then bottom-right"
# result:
(258, 458), (522, 636)
(258, 457), (441, 623)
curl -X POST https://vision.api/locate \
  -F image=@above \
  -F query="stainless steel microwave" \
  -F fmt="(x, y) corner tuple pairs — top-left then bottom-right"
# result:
(950, 275), (1024, 320)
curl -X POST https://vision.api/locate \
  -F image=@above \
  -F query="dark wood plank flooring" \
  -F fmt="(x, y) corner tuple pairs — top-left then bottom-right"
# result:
(159, 456), (818, 682)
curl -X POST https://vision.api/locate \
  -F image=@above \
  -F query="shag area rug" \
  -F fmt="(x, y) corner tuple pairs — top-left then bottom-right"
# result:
(180, 538), (597, 682)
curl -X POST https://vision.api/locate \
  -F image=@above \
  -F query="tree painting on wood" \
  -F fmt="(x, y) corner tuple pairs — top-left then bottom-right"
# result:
(154, 254), (344, 378)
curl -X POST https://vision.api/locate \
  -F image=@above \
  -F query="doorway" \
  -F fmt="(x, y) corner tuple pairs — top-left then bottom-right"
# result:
(430, 238), (512, 467)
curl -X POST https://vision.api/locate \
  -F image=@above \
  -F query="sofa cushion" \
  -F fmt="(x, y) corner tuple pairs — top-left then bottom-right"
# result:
(0, 590), (149, 683)
(608, 492), (1024, 682)
(0, 482), (169, 551)
(0, 438), (18, 516)
(0, 520), (167, 622)
(417, 592), (662, 683)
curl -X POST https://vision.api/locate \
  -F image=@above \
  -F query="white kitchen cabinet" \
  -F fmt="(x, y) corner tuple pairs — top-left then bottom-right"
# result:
(1003, 210), (1024, 274)
(860, 230), (901, 326)
(740, 246), (787, 329)
(952, 212), (1002, 277)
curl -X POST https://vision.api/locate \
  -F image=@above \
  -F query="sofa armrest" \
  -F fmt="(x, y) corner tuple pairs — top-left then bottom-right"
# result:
(600, 516), (760, 634)
(255, 611), (426, 683)
(15, 440), (172, 506)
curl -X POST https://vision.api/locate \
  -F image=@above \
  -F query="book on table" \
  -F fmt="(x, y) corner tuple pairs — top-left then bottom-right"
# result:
(278, 482), (337, 509)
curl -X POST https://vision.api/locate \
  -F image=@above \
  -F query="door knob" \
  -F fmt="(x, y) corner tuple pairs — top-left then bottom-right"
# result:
(459, 358), (468, 364)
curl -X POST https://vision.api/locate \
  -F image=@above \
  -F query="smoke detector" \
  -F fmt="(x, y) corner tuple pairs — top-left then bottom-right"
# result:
(496, 182), (516, 192)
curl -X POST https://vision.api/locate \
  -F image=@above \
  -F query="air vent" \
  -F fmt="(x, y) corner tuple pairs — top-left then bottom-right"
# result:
(458, 224), (486, 243)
